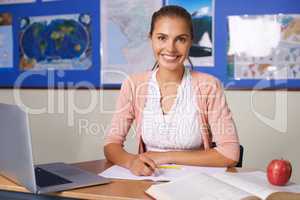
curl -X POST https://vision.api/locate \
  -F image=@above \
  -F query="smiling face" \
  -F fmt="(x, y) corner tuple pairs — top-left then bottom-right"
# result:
(150, 16), (192, 71)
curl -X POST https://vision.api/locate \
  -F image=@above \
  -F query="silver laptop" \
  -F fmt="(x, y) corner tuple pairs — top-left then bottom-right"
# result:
(0, 103), (110, 194)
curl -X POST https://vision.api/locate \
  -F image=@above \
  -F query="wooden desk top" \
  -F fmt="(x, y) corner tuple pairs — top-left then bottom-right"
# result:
(0, 160), (155, 200)
(1, 160), (299, 200)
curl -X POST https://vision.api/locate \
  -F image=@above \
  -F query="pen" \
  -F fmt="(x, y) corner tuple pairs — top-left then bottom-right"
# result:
(158, 165), (182, 169)
(144, 162), (160, 176)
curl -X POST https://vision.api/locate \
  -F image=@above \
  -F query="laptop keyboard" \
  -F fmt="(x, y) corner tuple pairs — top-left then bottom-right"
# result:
(35, 167), (72, 187)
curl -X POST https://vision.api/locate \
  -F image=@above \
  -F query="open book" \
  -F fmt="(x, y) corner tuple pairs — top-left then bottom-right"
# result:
(145, 171), (300, 200)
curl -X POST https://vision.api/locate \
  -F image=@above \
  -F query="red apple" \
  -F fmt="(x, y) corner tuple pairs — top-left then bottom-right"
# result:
(267, 159), (292, 186)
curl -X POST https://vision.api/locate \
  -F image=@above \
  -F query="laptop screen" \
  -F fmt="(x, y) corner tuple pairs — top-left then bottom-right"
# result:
(0, 103), (37, 193)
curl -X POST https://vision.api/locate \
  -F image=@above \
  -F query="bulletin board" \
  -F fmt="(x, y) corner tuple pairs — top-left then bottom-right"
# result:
(0, 0), (100, 89)
(0, 0), (300, 89)
(208, 0), (300, 90)
(101, 0), (300, 89)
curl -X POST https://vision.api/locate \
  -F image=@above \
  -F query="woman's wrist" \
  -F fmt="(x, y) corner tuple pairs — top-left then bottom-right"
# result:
(125, 153), (138, 169)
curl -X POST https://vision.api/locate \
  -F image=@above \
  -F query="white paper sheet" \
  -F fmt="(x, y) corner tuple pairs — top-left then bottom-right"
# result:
(99, 164), (226, 181)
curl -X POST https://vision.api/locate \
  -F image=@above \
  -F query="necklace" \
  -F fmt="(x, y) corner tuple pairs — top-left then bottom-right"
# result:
(154, 67), (187, 134)
(159, 88), (178, 115)
(157, 76), (181, 115)
(158, 80), (182, 129)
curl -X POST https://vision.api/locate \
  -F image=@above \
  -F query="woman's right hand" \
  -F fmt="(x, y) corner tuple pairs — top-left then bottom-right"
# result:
(128, 154), (158, 176)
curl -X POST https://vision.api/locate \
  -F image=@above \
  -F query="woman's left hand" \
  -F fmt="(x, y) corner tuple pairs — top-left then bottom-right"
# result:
(142, 151), (170, 165)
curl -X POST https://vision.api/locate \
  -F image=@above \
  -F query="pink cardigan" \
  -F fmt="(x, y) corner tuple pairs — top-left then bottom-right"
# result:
(104, 70), (240, 161)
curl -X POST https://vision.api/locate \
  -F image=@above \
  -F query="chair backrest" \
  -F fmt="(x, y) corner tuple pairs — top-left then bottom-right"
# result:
(236, 145), (243, 167)
(211, 143), (244, 167)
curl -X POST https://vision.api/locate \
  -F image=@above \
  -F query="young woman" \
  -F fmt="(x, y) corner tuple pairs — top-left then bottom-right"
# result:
(104, 5), (240, 176)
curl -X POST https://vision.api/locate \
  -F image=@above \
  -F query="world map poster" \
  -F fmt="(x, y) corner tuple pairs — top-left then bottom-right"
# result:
(19, 14), (92, 71)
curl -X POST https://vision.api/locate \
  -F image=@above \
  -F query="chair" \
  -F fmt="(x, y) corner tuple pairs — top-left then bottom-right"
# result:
(211, 143), (244, 167)
(236, 145), (244, 167)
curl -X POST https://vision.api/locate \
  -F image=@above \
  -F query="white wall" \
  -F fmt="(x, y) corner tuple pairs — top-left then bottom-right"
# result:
(0, 89), (299, 183)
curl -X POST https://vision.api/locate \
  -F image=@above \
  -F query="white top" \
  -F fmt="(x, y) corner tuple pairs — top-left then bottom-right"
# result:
(141, 68), (202, 152)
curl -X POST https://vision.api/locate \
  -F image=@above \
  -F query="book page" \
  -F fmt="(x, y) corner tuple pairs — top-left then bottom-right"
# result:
(99, 165), (226, 181)
(146, 173), (253, 200)
(212, 171), (300, 199)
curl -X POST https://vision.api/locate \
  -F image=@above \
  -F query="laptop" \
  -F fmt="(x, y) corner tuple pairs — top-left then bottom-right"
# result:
(0, 103), (110, 194)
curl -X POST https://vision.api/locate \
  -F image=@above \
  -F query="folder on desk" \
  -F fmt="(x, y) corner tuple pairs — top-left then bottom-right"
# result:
(145, 171), (300, 200)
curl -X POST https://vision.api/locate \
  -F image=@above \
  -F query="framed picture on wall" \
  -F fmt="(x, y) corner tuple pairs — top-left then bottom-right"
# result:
(0, 13), (13, 69)
(165, 0), (215, 67)
(227, 14), (300, 89)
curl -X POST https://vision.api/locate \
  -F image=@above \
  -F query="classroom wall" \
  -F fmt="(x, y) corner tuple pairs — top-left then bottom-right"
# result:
(1, 0), (299, 185)
(0, 89), (299, 183)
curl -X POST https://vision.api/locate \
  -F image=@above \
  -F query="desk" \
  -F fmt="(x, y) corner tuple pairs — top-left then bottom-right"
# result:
(0, 160), (154, 200)
(0, 160), (299, 200)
